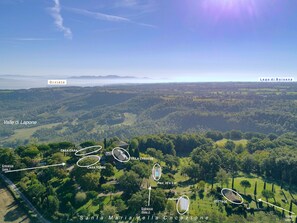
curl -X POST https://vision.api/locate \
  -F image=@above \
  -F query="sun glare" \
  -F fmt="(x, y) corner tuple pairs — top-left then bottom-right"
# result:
(202, 0), (258, 19)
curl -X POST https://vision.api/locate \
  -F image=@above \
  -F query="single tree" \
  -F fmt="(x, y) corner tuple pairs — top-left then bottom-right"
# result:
(118, 171), (142, 198)
(240, 180), (251, 195)
(101, 163), (115, 178)
(75, 192), (87, 205)
(289, 200), (293, 216)
(262, 189), (275, 202)
(216, 168), (230, 188)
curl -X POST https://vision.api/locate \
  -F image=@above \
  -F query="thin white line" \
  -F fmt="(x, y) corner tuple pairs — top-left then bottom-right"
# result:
(258, 199), (295, 215)
(148, 187), (151, 206)
(4, 163), (65, 173)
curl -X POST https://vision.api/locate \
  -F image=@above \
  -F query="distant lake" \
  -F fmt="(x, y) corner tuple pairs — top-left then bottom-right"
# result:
(0, 76), (161, 89)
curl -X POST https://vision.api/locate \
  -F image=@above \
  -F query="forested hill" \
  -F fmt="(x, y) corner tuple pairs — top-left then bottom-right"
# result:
(0, 82), (297, 146)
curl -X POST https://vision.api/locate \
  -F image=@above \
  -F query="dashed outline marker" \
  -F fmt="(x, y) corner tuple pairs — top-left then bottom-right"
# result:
(258, 199), (296, 215)
(4, 163), (66, 173)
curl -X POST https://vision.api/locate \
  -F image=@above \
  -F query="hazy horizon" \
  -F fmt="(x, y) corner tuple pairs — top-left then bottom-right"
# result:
(0, 74), (295, 90)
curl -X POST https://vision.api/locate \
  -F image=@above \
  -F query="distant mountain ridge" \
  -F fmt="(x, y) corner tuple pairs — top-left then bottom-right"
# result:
(69, 75), (149, 79)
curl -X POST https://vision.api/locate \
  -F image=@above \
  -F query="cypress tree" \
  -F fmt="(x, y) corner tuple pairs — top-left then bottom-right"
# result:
(128, 146), (134, 158)
(254, 181), (257, 195)
(104, 138), (107, 149)
(134, 147), (140, 158)
(232, 177), (235, 190)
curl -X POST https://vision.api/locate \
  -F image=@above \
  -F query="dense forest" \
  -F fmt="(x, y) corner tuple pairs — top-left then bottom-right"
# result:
(0, 131), (297, 222)
(1, 83), (297, 147)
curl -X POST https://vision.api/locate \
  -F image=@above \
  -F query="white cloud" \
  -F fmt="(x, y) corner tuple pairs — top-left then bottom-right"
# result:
(68, 8), (130, 22)
(50, 0), (72, 39)
(67, 7), (156, 28)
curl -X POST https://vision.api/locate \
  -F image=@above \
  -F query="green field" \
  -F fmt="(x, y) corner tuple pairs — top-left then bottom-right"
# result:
(215, 139), (248, 148)
(9, 123), (61, 141)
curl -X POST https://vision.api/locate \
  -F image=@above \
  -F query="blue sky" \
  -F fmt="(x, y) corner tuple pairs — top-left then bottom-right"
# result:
(0, 0), (297, 82)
